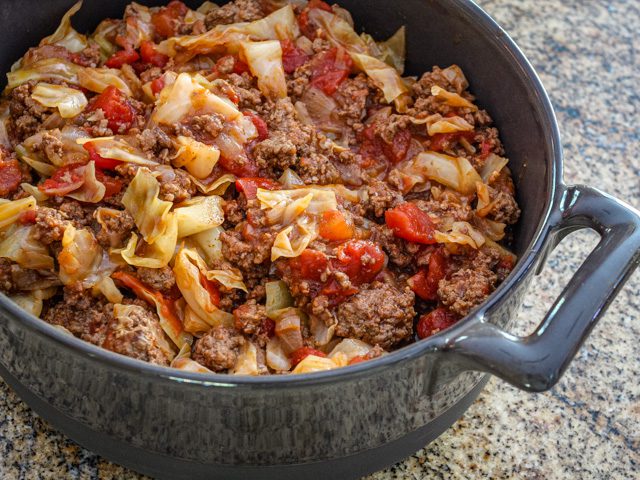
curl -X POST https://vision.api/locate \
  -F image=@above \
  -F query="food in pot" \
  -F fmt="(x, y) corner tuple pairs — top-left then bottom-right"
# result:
(0, 0), (520, 374)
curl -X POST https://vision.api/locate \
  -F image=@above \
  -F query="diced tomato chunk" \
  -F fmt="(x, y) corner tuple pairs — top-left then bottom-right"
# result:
(319, 210), (354, 241)
(83, 142), (122, 170)
(105, 48), (140, 68)
(233, 58), (250, 75)
(385, 202), (436, 244)
(290, 346), (327, 367)
(407, 248), (448, 301)
(416, 308), (458, 339)
(281, 39), (310, 74)
(381, 129), (411, 164)
(151, 0), (188, 38)
(332, 240), (385, 286)
(310, 47), (352, 96)
(235, 177), (280, 200)
(291, 249), (329, 282)
(0, 158), (22, 196)
(429, 131), (475, 152)
(243, 111), (269, 141)
(150, 76), (165, 95)
(38, 163), (86, 196)
(86, 86), (135, 133)
(139, 41), (169, 68)
(219, 154), (259, 177)
(348, 355), (367, 365)
(95, 169), (123, 198)
(19, 209), (37, 225)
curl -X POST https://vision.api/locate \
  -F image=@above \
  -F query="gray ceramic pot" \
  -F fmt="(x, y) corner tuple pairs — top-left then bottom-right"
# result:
(0, 1), (638, 479)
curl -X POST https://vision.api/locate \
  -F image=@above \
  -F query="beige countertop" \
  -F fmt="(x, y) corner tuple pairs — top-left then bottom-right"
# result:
(0, 0), (638, 478)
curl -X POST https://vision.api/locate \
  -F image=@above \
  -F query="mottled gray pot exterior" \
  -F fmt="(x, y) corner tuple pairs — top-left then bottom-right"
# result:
(0, 1), (638, 479)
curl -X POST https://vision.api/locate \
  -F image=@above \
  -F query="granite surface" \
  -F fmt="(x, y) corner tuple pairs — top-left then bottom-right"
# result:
(0, 0), (639, 479)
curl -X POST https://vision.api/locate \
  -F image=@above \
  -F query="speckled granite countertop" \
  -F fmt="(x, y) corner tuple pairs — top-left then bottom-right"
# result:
(0, 0), (638, 478)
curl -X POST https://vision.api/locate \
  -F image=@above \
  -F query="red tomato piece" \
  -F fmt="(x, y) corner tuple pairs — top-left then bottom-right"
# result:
(281, 39), (310, 74)
(332, 240), (385, 286)
(95, 169), (123, 198)
(429, 131), (476, 152)
(385, 202), (436, 244)
(105, 48), (140, 68)
(150, 76), (165, 95)
(86, 86), (135, 133)
(38, 163), (86, 196)
(0, 158), (22, 196)
(259, 317), (276, 338)
(139, 41), (169, 68)
(199, 273), (221, 307)
(416, 307), (458, 339)
(235, 177), (280, 200)
(348, 355), (367, 365)
(311, 47), (353, 96)
(407, 248), (448, 301)
(243, 111), (269, 141)
(83, 142), (122, 170)
(233, 58), (250, 75)
(151, 0), (188, 38)
(291, 249), (329, 282)
(479, 140), (492, 158)
(290, 346), (327, 367)
(381, 129), (411, 164)
(219, 154), (259, 177)
(19, 209), (37, 225)
(319, 210), (354, 241)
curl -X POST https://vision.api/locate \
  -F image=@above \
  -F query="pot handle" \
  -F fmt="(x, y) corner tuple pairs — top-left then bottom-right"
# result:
(444, 185), (640, 392)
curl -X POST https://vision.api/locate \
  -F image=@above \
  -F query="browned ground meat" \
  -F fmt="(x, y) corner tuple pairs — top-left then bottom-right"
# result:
(102, 304), (173, 366)
(334, 74), (370, 127)
(233, 300), (271, 346)
(136, 266), (176, 294)
(0, 259), (14, 293)
(158, 167), (195, 202)
(44, 288), (113, 346)
(336, 281), (416, 349)
(8, 83), (55, 141)
(220, 230), (274, 286)
(192, 325), (245, 372)
(364, 180), (403, 218)
(138, 126), (173, 162)
(33, 207), (69, 245)
(438, 268), (497, 317)
(205, 0), (264, 28)
(95, 209), (135, 249)
(487, 186), (521, 224)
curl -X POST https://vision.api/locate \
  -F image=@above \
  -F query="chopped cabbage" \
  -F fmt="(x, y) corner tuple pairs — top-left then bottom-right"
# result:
(172, 356), (214, 373)
(186, 225), (224, 266)
(480, 153), (509, 183)
(434, 221), (486, 250)
(31, 83), (87, 118)
(40, 1), (88, 53)
(173, 248), (235, 328)
(76, 137), (157, 166)
(190, 173), (236, 195)
(350, 53), (410, 109)
(292, 355), (346, 374)
(58, 226), (115, 286)
(274, 308), (304, 353)
(77, 67), (133, 97)
(182, 303), (214, 336)
(431, 85), (477, 110)
(66, 161), (106, 203)
(328, 338), (376, 363)
(257, 187), (337, 225)
(0, 196), (36, 230)
(151, 72), (241, 125)
(266, 336), (291, 371)
(426, 115), (474, 136)
(265, 280), (293, 319)
(395, 151), (482, 195)
(232, 342), (259, 375)
(6, 58), (82, 92)
(121, 168), (173, 244)
(93, 276), (124, 304)
(90, 19), (120, 59)
(239, 40), (287, 99)
(0, 225), (54, 270)
(173, 136), (220, 179)
(174, 196), (225, 238)
(205, 268), (248, 293)
(119, 216), (178, 268)
(271, 216), (318, 261)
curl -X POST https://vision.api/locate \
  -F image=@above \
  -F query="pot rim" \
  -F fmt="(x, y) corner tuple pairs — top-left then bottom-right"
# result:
(0, 0), (563, 388)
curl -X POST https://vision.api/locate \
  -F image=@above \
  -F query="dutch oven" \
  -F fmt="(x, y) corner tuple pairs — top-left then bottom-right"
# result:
(0, 0), (638, 479)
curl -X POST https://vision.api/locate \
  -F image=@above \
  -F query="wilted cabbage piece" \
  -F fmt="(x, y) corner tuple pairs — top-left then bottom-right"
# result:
(76, 137), (157, 167)
(434, 221), (486, 250)
(173, 247), (235, 328)
(185, 225), (224, 266)
(0, 225), (54, 270)
(77, 67), (134, 97)
(328, 338), (376, 363)
(91, 19), (120, 59)
(350, 53), (410, 110)
(190, 173), (236, 195)
(174, 196), (225, 238)
(395, 151), (482, 195)
(122, 168), (173, 244)
(31, 83), (87, 118)
(93, 276), (124, 304)
(365, 26), (406, 73)
(257, 187), (337, 225)
(266, 336), (291, 371)
(239, 40), (287, 99)
(430, 85), (478, 110)
(39, 1), (88, 53)
(265, 280), (293, 319)
(271, 216), (318, 261)
(232, 342), (260, 375)
(58, 225), (115, 286)
(151, 72), (241, 126)
(158, 5), (299, 60)
(205, 268), (248, 293)
(0, 196), (36, 230)
(480, 153), (509, 183)
(172, 356), (214, 373)
(6, 58), (82, 92)
(9, 288), (57, 317)
(66, 161), (106, 203)
(173, 136), (220, 179)
(426, 115), (474, 136)
(291, 354), (346, 374)
(119, 216), (178, 268)
(274, 307), (304, 353)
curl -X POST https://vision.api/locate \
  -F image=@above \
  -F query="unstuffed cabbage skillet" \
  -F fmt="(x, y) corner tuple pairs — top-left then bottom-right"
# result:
(0, 0), (520, 375)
